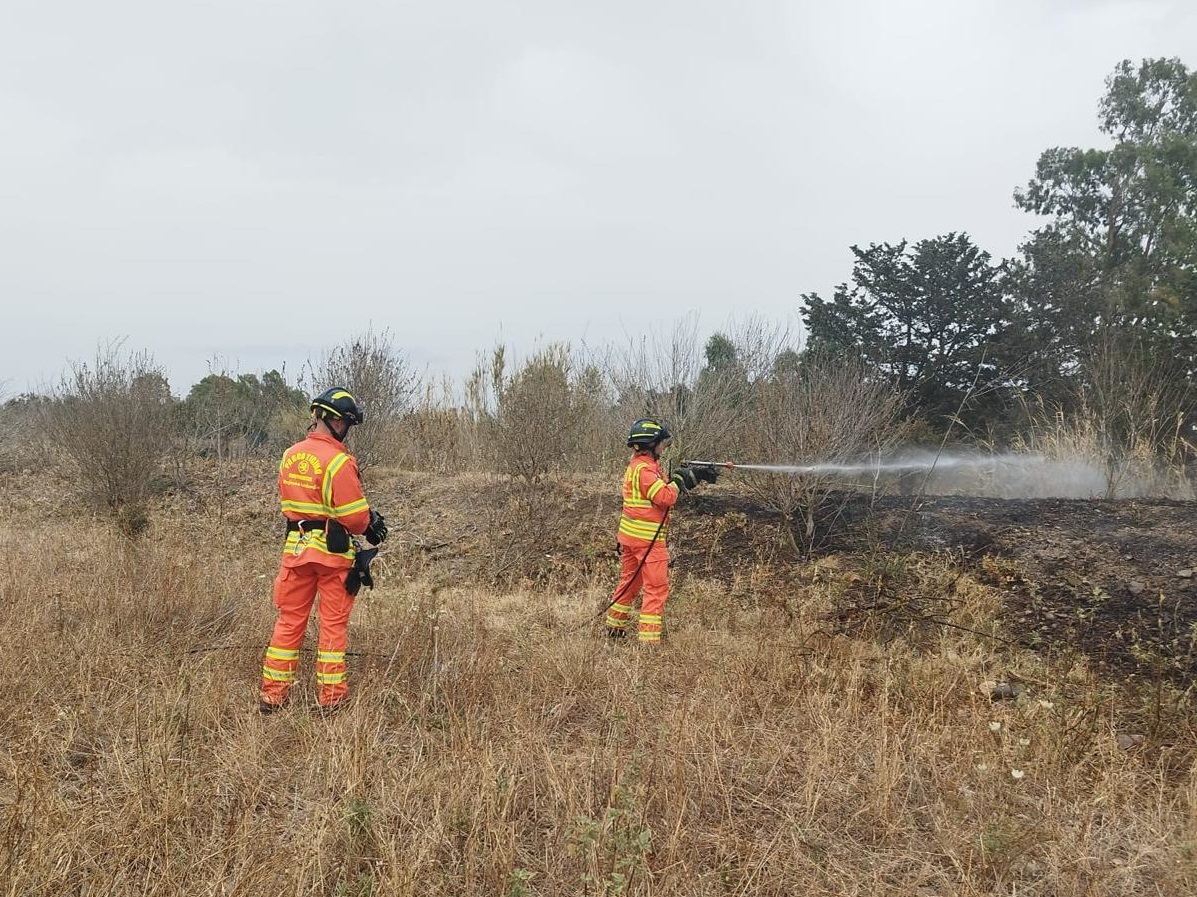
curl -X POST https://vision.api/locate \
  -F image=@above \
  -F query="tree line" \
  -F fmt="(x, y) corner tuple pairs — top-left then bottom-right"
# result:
(801, 57), (1197, 438)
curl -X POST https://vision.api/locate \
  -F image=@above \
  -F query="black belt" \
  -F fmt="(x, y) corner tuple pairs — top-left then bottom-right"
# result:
(286, 519), (330, 533)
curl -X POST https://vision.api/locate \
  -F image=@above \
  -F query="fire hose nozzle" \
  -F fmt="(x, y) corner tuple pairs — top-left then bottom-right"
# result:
(682, 459), (736, 470)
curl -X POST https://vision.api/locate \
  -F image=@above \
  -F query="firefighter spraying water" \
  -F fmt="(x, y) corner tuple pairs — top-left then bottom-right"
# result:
(602, 419), (719, 644)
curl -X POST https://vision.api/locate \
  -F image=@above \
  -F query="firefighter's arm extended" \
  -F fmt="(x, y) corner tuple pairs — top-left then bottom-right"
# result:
(679, 460), (730, 484)
(663, 461), (722, 496)
(642, 466), (681, 511)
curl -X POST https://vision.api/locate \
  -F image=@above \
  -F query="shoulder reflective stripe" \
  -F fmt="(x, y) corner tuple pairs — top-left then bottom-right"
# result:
(328, 452), (350, 477)
(322, 453), (350, 509)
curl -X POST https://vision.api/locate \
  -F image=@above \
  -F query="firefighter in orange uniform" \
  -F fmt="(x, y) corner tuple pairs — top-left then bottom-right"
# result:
(259, 387), (387, 713)
(604, 419), (718, 643)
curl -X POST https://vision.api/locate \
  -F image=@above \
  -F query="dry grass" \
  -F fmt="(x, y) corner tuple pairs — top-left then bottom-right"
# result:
(2, 465), (1195, 896)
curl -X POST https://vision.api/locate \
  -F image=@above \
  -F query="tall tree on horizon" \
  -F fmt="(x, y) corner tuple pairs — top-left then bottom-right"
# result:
(1013, 57), (1197, 369)
(800, 232), (1011, 432)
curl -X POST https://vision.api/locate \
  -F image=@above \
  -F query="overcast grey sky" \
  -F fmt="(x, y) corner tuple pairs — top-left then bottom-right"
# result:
(3, 0), (1196, 395)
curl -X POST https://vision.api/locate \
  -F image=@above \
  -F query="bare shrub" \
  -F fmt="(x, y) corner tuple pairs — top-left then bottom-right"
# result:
(307, 328), (418, 470)
(180, 361), (247, 463)
(42, 345), (176, 522)
(604, 318), (908, 550)
(488, 343), (617, 481)
(606, 315), (798, 465)
(608, 316), (739, 464)
(737, 350), (910, 551)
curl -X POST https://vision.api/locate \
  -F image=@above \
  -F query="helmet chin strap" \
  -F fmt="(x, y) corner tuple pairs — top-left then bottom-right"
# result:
(312, 412), (349, 440)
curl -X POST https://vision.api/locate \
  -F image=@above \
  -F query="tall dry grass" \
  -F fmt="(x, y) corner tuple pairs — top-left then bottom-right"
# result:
(1011, 400), (1195, 500)
(2, 464), (1195, 896)
(1005, 334), (1197, 500)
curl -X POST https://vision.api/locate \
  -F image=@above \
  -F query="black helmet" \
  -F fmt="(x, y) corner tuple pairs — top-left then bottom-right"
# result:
(627, 418), (671, 448)
(310, 387), (365, 427)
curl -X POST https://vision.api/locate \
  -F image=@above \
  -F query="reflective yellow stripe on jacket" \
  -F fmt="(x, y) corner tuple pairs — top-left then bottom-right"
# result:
(618, 461), (670, 542)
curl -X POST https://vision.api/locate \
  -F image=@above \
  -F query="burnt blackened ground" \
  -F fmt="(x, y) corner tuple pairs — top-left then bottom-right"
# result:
(679, 492), (1197, 687)
(363, 469), (1197, 688)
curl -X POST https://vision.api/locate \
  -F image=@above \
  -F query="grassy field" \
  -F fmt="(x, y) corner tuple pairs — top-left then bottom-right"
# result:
(2, 463), (1195, 896)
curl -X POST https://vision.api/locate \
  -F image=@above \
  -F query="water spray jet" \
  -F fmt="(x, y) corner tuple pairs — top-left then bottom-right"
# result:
(683, 454), (1048, 477)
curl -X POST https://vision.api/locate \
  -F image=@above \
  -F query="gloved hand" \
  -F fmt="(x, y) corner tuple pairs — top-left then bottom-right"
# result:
(345, 564), (374, 596)
(346, 544), (379, 596)
(364, 509), (388, 545)
(671, 466), (699, 492)
(693, 464), (720, 485)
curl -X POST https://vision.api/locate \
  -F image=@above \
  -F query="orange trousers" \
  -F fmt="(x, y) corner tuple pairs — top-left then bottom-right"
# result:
(260, 562), (355, 708)
(604, 541), (669, 642)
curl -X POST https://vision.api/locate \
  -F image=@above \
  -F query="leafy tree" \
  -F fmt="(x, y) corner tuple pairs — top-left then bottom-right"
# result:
(801, 232), (1011, 430)
(1014, 57), (1197, 363)
(771, 348), (803, 379)
(182, 369), (305, 458)
(703, 333), (738, 372)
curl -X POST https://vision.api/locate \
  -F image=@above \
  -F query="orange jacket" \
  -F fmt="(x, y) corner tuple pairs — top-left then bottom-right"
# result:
(278, 431), (371, 568)
(617, 451), (679, 547)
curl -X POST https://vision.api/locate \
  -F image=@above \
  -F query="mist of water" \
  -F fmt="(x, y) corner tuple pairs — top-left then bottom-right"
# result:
(724, 453), (1044, 477)
(687, 452), (1189, 500)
